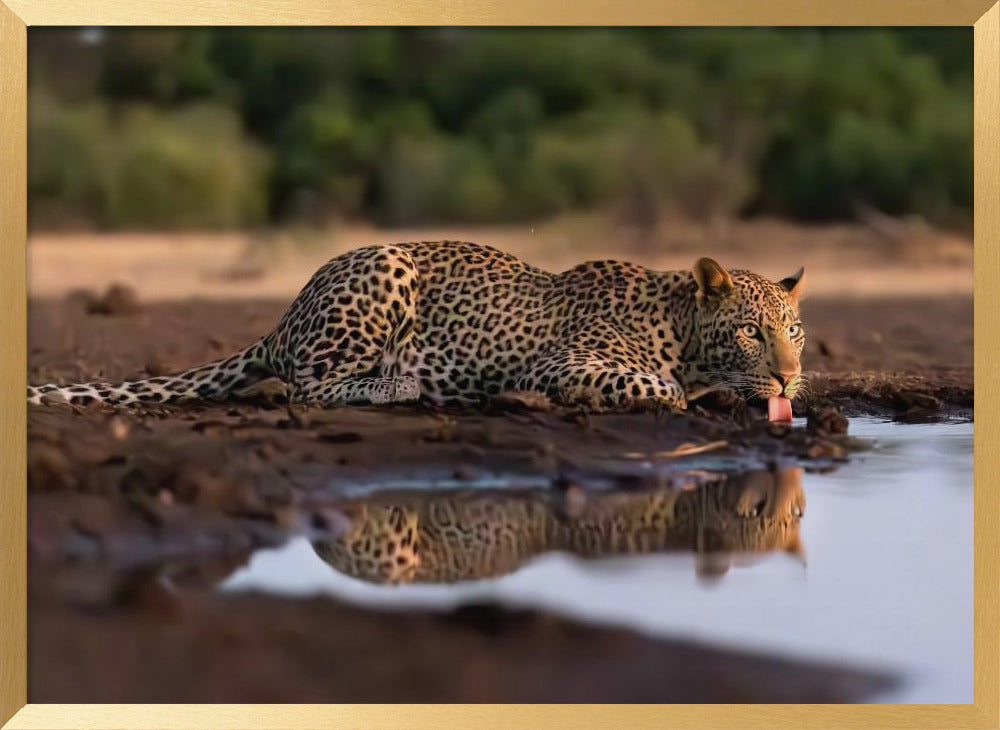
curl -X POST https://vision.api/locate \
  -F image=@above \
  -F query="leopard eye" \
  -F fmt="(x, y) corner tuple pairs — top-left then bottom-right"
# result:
(788, 323), (803, 338)
(740, 323), (759, 338)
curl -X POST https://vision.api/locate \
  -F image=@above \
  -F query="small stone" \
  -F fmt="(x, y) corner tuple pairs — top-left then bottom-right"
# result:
(144, 359), (171, 377)
(491, 390), (552, 413)
(807, 406), (848, 435)
(108, 416), (130, 440)
(86, 283), (141, 316)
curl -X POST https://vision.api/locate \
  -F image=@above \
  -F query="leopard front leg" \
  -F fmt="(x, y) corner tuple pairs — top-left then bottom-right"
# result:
(516, 348), (687, 412)
(563, 370), (687, 412)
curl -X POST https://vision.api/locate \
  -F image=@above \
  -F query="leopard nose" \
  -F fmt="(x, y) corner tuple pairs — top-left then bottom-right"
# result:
(772, 371), (797, 388)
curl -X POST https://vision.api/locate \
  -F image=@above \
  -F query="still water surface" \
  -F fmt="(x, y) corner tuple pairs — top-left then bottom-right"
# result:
(222, 418), (973, 703)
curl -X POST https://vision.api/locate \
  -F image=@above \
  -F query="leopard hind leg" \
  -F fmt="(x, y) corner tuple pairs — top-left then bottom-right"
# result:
(281, 245), (421, 407)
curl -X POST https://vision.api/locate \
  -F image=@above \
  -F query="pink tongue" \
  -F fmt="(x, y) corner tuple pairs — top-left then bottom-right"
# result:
(768, 396), (793, 423)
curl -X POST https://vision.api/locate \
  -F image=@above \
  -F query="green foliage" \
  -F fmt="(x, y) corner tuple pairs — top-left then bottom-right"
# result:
(105, 105), (270, 229)
(27, 28), (973, 230)
(754, 32), (973, 226)
(29, 94), (110, 227)
(273, 95), (377, 220)
(29, 95), (269, 229)
(374, 136), (505, 225)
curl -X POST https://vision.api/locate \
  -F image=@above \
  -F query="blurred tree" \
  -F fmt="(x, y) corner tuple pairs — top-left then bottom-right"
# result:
(104, 105), (270, 229)
(27, 27), (973, 230)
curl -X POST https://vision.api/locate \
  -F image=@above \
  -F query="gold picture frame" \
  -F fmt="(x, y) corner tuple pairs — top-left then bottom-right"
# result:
(1, 2), (997, 727)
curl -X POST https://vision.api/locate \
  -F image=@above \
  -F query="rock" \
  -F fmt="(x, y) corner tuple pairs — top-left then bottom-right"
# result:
(490, 390), (553, 413)
(902, 391), (941, 410)
(86, 283), (141, 316)
(108, 416), (130, 440)
(807, 405), (848, 435)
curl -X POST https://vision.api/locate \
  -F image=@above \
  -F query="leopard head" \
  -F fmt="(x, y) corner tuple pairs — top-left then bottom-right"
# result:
(690, 257), (807, 400)
(681, 467), (806, 581)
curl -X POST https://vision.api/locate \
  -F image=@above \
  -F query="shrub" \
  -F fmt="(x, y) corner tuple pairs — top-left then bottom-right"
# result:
(27, 28), (973, 229)
(372, 135), (505, 225)
(28, 93), (111, 228)
(273, 96), (376, 220)
(104, 105), (270, 229)
(29, 98), (271, 230)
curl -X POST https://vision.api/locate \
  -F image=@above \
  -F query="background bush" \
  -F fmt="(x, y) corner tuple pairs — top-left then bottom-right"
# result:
(27, 27), (972, 230)
(29, 93), (270, 229)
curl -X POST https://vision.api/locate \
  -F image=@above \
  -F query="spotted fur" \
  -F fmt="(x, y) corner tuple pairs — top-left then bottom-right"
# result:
(312, 468), (806, 584)
(27, 241), (806, 409)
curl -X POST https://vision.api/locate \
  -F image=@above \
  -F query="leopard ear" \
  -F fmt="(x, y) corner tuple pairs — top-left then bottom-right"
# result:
(779, 267), (806, 305)
(692, 258), (734, 299)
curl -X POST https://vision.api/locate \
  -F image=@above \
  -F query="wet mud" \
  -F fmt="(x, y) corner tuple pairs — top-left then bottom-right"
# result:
(25, 292), (969, 703)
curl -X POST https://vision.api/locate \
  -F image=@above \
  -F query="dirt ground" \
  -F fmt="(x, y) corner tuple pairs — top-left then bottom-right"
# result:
(28, 214), (973, 301)
(29, 595), (895, 703)
(27, 292), (974, 421)
(25, 219), (972, 703)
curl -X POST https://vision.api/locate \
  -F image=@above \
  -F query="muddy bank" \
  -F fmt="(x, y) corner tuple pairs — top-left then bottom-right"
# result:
(25, 292), (968, 703)
(27, 402), (880, 703)
(28, 590), (895, 703)
(26, 401), (849, 572)
(26, 291), (971, 578)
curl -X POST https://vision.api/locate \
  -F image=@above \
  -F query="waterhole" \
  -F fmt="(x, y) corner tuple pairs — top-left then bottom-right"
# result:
(220, 418), (973, 703)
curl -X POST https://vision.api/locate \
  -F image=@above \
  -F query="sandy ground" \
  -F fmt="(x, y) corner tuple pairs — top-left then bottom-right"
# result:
(25, 217), (972, 703)
(28, 215), (973, 300)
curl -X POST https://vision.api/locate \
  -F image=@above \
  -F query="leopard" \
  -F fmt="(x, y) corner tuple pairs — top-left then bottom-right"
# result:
(310, 467), (806, 584)
(27, 240), (806, 411)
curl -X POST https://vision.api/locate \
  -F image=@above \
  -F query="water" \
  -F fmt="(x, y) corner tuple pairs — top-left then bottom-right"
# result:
(221, 418), (974, 704)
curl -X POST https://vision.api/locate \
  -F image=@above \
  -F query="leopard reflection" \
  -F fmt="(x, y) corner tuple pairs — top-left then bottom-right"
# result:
(311, 468), (804, 584)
